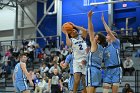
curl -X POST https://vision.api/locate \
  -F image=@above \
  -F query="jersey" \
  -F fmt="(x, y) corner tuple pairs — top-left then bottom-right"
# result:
(103, 39), (121, 67)
(14, 62), (27, 82)
(71, 35), (87, 62)
(65, 54), (73, 74)
(87, 44), (104, 68)
(14, 62), (28, 92)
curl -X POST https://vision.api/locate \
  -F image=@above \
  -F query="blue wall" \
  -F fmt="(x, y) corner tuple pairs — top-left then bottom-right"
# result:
(62, 0), (108, 43)
(37, 0), (57, 47)
(114, 2), (140, 32)
(37, 0), (140, 47)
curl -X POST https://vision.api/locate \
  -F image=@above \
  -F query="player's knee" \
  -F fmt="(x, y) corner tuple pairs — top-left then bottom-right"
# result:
(103, 83), (111, 89)
(113, 83), (120, 87)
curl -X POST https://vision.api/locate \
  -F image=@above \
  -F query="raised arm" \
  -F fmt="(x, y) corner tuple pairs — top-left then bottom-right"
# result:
(69, 22), (87, 39)
(101, 13), (116, 41)
(88, 10), (97, 52)
(62, 27), (72, 47)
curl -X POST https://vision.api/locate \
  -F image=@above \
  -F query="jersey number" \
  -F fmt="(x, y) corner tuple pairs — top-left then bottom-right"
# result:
(79, 44), (83, 50)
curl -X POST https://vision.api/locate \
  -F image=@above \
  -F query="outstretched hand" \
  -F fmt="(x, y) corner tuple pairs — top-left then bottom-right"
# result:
(88, 10), (94, 18)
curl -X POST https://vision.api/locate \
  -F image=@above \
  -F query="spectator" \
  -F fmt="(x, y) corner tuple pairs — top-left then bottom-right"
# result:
(60, 41), (65, 50)
(40, 63), (49, 76)
(34, 76), (47, 93)
(35, 44), (42, 59)
(122, 83), (134, 93)
(0, 61), (11, 79)
(123, 56), (135, 76)
(61, 48), (68, 57)
(49, 62), (61, 74)
(47, 36), (56, 50)
(13, 46), (20, 57)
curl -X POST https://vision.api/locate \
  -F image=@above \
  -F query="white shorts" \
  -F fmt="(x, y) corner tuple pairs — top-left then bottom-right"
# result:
(73, 61), (86, 75)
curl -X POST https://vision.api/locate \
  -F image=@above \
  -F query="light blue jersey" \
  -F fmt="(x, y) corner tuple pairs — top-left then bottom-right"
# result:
(104, 39), (121, 67)
(65, 54), (73, 74)
(103, 39), (122, 84)
(86, 44), (104, 87)
(87, 44), (103, 68)
(14, 62), (28, 92)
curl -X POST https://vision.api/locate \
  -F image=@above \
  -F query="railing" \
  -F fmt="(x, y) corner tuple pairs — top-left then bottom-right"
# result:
(0, 35), (60, 55)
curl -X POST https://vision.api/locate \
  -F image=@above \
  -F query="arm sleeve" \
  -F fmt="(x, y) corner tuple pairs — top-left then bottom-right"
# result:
(65, 55), (71, 64)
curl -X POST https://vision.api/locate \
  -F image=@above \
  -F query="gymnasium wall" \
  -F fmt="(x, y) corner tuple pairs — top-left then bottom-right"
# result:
(62, 0), (108, 43)
(114, 2), (140, 33)
(37, 0), (140, 47)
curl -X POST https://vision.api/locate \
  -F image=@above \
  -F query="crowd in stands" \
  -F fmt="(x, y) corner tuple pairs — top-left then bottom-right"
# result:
(0, 39), (71, 92)
(0, 37), (139, 92)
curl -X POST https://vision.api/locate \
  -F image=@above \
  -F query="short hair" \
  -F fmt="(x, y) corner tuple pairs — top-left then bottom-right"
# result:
(96, 32), (106, 47)
(19, 53), (27, 58)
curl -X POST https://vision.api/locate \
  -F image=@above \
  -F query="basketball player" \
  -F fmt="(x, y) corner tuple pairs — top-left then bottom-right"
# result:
(60, 48), (84, 93)
(86, 10), (106, 93)
(62, 23), (87, 93)
(101, 13), (122, 93)
(12, 53), (34, 93)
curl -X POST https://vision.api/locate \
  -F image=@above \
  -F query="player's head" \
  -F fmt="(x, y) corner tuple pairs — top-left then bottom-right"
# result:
(69, 27), (79, 38)
(95, 32), (106, 47)
(106, 31), (118, 42)
(19, 53), (28, 63)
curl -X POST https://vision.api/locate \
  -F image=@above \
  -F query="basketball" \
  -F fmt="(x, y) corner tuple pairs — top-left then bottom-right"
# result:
(62, 22), (73, 34)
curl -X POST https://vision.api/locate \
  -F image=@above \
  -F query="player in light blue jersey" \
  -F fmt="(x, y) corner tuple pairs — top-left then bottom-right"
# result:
(60, 49), (84, 93)
(12, 53), (34, 93)
(101, 13), (122, 93)
(86, 10), (106, 93)
(62, 24), (87, 93)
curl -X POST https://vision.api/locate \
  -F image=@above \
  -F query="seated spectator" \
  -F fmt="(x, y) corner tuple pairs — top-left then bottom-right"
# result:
(40, 63), (49, 76)
(0, 61), (11, 79)
(49, 62), (61, 74)
(34, 76), (47, 93)
(122, 83), (134, 93)
(123, 56), (135, 76)
(13, 46), (20, 57)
